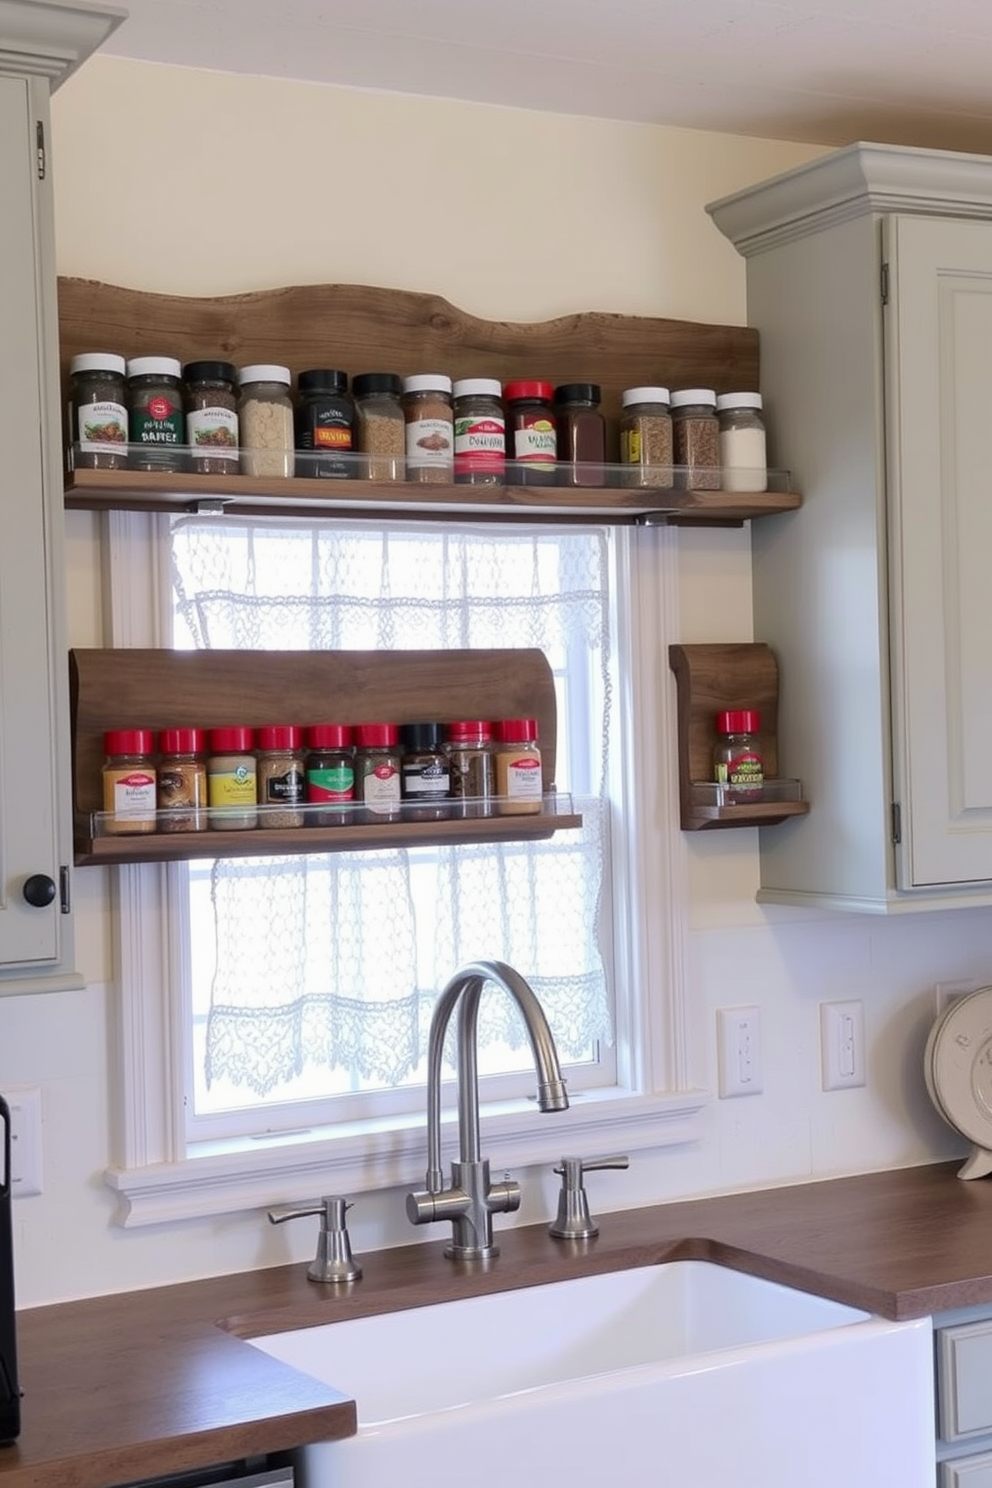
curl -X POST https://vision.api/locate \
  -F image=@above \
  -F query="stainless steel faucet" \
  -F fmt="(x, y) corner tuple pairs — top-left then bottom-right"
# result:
(406, 959), (569, 1260)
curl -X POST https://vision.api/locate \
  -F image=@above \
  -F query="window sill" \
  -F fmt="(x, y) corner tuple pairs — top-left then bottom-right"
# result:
(104, 1087), (710, 1228)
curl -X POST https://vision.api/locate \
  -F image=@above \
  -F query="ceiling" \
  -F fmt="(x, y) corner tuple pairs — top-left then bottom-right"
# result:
(98, 0), (992, 155)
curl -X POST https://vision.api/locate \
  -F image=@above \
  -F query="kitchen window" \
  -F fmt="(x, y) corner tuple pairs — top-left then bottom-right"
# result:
(103, 511), (703, 1226)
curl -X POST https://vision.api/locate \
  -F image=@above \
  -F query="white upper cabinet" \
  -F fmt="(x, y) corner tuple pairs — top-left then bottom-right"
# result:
(0, 0), (122, 989)
(709, 144), (992, 912)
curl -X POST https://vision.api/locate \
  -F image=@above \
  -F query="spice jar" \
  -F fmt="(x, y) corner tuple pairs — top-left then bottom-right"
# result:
(494, 718), (543, 815)
(102, 729), (157, 835)
(127, 356), (185, 471)
(255, 725), (305, 828)
(207, 726), (257, 830)
(402, 375), (454, 484)
(620, 387), (673, 488)
(353, 373), (405, 482)
(554, 383), (605, 487)
(184, 360), (239, 476)
(157, 727), (207, 833)
(670, 389), (720, 490)
(444, 719), (495, 818)
(353, 722), (402, 820)
(713, 710), (764, 804)
(505, 380), (557, 486)
(69, 352), (128, 470)
(294, 369), (355, 479)
(237, 365), (294, 479)
(452, 378), (505, 486)
(716, 392), (767, 493)
(304, 723), (355, 826)
(400, 722), (451, 820)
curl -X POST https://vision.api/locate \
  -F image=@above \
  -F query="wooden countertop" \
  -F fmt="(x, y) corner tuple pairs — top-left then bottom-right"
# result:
(5, 1158), (991, 1488)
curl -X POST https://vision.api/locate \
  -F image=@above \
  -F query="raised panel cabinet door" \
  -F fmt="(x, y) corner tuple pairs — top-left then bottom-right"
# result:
(0, 73), (66, 974)
(937, 1320), (992, 1443)
(942, 1456), (992, 1488)
(886, 214), (992, 888)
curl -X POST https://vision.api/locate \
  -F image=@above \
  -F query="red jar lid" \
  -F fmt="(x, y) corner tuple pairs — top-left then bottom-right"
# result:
(256, 725), (302, 751)
(446, 720), (492, 743)
(504, 380), (554, 403)
(496, 717), (539, 743)
(716, 709), (760, 734)
(353, 722), (398, 747)
(208, 726), (254, 752)
(305, 723), (353, 749)
(104, 728), (154, 755)
(158, 727), (204, 754)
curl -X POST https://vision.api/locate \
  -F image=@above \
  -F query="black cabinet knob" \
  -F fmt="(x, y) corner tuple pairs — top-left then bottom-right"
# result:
(22, 874), (56, 908)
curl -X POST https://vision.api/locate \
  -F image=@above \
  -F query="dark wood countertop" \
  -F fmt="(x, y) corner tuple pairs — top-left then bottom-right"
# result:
(5, 1159), (991, 1488)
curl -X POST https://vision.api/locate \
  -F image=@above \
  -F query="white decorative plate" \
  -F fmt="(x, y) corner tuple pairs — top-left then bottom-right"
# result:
(928, 986), (992, 1149)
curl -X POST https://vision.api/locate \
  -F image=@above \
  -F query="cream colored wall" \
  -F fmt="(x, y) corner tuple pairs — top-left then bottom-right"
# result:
(2, 56), (975, 1308)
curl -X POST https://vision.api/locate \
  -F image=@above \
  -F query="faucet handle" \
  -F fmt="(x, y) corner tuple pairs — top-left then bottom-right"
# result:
(549, 1154), (630, 1241)
(268, 1194), (363, 1283)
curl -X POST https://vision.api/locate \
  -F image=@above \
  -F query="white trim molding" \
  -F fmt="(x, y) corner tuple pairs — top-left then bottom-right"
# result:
(0, 0), (124, 88)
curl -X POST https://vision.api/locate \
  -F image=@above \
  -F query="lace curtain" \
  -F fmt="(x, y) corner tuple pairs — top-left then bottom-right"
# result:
(169, 516), (614, 1096)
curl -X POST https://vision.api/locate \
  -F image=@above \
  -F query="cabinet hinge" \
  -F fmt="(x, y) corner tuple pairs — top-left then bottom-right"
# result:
(880, 261), (889, 306)
(35, 121), (46, 180)
(891, 802), (902, 845)
(59, 865), (71, 915)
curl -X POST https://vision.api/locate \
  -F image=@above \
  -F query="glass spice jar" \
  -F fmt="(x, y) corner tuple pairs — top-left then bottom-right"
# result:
(619, 386), (673, 488)
(444, 719), (495, 818)
(713, 709), (764, 804)
(157, 727), (208, 833)
(127, 356), (185, 471)
(304, 723), (355, 826)
(670, 388), (721, 490)
(183, 360), (239, 475)
(69, 352), (128, 470)
(401, 374), (454, 484)
(102, 729), (157, 836)
(716, 392), (767, 493)
(256, 725), (305, 828)
(353, 373), (405, 482)
(494, 717), (543, 815)
(237, 365), (295, 479)
(452, 378), (505, 486)
(400, 721), (451, 821)
(206, 726), (257, 830)
(294, 369), (355, 479)
(353, 722), (402, 820)
(554, 383), (605, 487)
(505, 380), (557, 486)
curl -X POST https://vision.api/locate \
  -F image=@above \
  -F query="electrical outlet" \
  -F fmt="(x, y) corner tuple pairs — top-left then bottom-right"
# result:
(6, 1086), (43, 1197)
(717, 1006), (763, 1098)
(934, 978), (984, 1020)
(820, 1001), (865, 1091)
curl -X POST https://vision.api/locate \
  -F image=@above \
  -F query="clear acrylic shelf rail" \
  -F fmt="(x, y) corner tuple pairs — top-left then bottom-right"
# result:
(685, 778), (809, 831)
(74, 792), (583, 866)
(64, 444), (800, 526)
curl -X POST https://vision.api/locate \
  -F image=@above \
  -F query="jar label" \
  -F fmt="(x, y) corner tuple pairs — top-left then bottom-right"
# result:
(620, 428), (641, 463)
(406, 417), (453, 468)
(263, 766), (304, 804)
(78, 400), (128, 453)
(132, 396), (183, 448)
(314, 423), (353, 450)
(188, 406), (239, 452)
(208, 766), (257, 807)
(105, 768), (156, 817)
(306, 765), (355, 802)
(401, 761), (451, 797)
(454, 415), (505, 474)
(513, 419), (556, 467)
(715, 750), (764, 794)
(502, 753), (543, 800)
(363, 762), (401, 813)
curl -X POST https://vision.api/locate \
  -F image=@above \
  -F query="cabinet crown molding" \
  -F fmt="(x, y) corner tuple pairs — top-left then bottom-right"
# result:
(707, 141), (992, 256)
(0, 0), (124, 87)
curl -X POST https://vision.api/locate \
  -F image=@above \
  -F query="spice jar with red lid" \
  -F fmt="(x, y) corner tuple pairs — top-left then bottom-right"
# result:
(494, 717), (543, 815)
(304, 723), (355, 826)
(157, 727), (207, 833)
(444, 719), (495, 817)
(207, 726), (257, 830)
(256, 724), (305, 828)
(354, 722), (402, 820)
(102, 729), (157, 835)
(505, 380), (557, 486)
(713, 709), (764, 803)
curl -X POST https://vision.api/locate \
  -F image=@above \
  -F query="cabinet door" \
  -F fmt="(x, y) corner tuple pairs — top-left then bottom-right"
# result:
(886, 214), (992, 888)
(0, 73), (72, 981)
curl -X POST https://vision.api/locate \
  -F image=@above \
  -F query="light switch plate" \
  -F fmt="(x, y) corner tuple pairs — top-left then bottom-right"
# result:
(6, 1085), (43, 1197)
(820, 1001), (865, 1091)
(717, 1006), (763, 1098)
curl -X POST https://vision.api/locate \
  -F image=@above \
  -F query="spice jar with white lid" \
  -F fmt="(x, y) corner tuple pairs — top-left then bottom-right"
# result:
(70, 352), (128, 470)
(620, 387), (673, 487)
(237, 365), (294, 479)
(127, 356), (185, 471)
(670, 389), (720, 490)
(402, 375), (454, 484)
(716, 392), (767, 492)
(452, 379), (505, 485)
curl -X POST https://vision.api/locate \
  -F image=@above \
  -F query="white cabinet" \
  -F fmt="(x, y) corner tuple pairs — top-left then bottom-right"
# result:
(709, 143), (992, 912)
(935, 1305), (992, 1486)
(0, 1), (121, 989)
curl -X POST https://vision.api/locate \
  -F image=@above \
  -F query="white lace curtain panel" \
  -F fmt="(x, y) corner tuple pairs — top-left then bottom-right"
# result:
(169, 516), (614, 1095)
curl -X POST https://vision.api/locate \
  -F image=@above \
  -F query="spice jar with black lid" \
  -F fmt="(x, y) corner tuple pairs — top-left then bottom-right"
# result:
(670, 389), (720, 490)
(554, 383), (605, 487)
(127, 356), (185, 472)
(304, 723), (355, 826)
(505, 380), (557, 486)
(157, 727), (208, 833)
(400, 721), (451, 820)
(295, 369), (355, 479)
(353, 373), (405, 482)
(184, 360), (239, 475)
(452, 379), (505, 486)
(402, 375), (454, 485)
(69, 352), (128, 470)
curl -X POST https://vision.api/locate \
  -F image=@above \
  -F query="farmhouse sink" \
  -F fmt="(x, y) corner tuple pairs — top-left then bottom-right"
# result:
(247, 1259), (933, 1488)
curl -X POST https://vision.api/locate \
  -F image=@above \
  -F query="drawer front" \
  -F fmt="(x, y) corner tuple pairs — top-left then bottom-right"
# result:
(938, 1321), (992, 1441)
(941, 1451), (992, 1488)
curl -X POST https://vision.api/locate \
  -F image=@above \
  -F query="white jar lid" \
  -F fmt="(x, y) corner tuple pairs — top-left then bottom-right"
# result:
(622, 386), (670, 406)
(70, 352), (126, 376)
(453, 378), (502, 398)
(670, 388), (717, 408)
(126, 356), (182, 379)
(403, 373), (453, 394)
(715, 391), (763, 411)
(238, 364), (292, 386)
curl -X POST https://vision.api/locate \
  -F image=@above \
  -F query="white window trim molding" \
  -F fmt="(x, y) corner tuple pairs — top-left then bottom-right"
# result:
(102, 511), (709, 1228)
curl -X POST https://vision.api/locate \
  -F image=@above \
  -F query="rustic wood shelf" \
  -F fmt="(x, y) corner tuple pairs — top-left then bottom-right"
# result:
(668, 641), (810, 831)
(70, 646), (580, 866)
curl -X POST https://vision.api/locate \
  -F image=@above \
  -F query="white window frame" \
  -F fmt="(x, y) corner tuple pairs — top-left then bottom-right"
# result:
(102, 511), (707, 1227)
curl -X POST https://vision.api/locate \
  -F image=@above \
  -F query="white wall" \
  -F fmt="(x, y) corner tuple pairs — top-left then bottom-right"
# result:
(0, 56), (981, 1308)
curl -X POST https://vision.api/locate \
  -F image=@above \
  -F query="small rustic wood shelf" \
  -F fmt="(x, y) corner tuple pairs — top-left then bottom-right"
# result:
(668, 641), (810, 831)
(69, 646), (581, 866)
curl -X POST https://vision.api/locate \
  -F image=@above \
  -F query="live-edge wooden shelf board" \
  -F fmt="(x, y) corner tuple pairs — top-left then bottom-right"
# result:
(70, 647), (581, 866)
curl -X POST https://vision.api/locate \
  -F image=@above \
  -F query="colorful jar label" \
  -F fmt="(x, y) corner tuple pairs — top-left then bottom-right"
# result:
(78, 400), (128, 454)
(407, 417), (453, 468)
(132, 395), (183, 448)
(104, 768), (156, 817)
(263, 766), (304, 804)
(306, 764), (355, 802)
(402, 760), (451, 797)
(502, 753), (543, 800)
(362, 762), (401, 814)
(454, 415), (505, 474)
(513, 417), (556, 467)
(715, 749), (764, 794)
(208, 765), (257, 807)
(188, 406), (239, 452)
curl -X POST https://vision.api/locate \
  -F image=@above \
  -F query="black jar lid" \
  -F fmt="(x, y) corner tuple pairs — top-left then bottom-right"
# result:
(298, 368), (350, 394)
(353, 372), (403, 399)
(401, 721), (445, 751)
(554, 382), (601, 405)
(183, 359), (237, 383)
